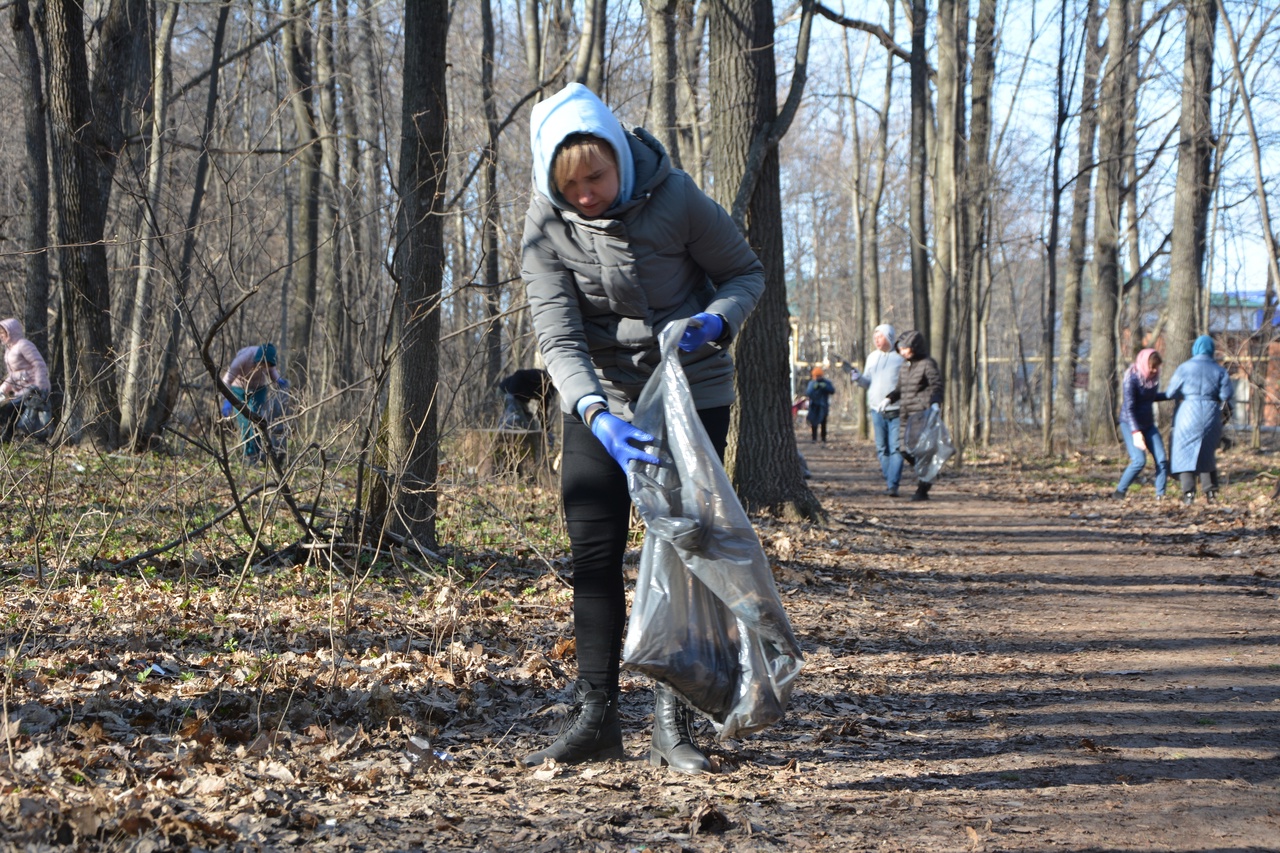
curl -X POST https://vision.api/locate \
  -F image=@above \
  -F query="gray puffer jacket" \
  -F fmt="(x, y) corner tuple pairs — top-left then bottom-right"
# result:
(523, 124), (764, 419)
(886, 329), (943, 417)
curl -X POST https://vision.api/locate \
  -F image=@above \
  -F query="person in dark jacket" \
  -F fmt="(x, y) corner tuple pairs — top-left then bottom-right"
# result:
(886, 329), (943, 501)
(521, 83), (764, 773)
(1112, 348), (1169, 499)
(1165, 335), (1233, 505)
(804, 367), (836, 442)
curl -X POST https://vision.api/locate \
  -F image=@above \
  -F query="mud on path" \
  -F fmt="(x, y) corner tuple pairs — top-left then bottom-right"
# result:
(3, 434), (1278, 851)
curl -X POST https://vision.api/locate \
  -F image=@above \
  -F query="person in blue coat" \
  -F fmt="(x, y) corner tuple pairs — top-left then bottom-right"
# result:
(1112, 348), (1169, 499)
(1164, 335), (1233, 505)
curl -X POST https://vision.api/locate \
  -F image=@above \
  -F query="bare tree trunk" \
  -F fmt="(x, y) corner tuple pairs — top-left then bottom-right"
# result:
(142, 2), (233, 445)
(865, 2), (893, 350)
(386, 0), (448, 546)
(908, 0), (930, 334)
(1120, 1), (1145, 359)
(122, 1), (178, 443)
(1054, 0), (1102, 443)
(1042, 0), (1071, 451)
(646, 0), (681, 167)
(1165, 0), (1217, 379)
(39, 0), (146, 448)
(523, 0), (544, 83)
(677, 0), (709, 185)
(573, 0), (607, 90)
(10, 0), (51, 359)
(710, 0), (822, 521)
(317, 0), (346, 393)
(283, 0), (321, 386)
(481, 0), (504, 397)
(1085, 0), (1129, 444)
(931, 0), (965, 386)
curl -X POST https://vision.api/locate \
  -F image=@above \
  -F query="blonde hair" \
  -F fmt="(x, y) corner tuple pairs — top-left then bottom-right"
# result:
(552, 134), (617, 193)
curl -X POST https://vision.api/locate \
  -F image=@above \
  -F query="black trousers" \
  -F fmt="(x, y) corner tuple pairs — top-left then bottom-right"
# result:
(560, 406), (730, 693)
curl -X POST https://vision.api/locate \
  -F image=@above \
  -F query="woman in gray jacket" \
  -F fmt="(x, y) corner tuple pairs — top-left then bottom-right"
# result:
(521, 83), (764, 773)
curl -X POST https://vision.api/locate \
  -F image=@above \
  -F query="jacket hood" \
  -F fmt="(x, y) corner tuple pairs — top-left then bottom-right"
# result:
(874, 323), (896, 346)
(0, 318), (23, 344)
(530, 83), (635, 212)
(1192, 335), (1215, 357)
(895, 329), (928, 358)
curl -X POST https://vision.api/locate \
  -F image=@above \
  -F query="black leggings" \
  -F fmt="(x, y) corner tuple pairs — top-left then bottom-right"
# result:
(561, 406), (730, 693)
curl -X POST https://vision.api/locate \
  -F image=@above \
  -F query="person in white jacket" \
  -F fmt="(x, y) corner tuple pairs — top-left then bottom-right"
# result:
(849, 324), (905, 495)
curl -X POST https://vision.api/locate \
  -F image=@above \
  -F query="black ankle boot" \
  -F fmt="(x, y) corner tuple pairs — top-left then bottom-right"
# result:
(650, 685), (710, 775)
(522, 680), (624, 767)
(910, 481), (931, 502)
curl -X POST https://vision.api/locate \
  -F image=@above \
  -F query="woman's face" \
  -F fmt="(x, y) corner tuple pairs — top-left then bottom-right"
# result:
(899, 345), (914, 360)
(1149, 356), (1161, 374)
(558, 153), (619, 218)
(0, 328), (8, 348)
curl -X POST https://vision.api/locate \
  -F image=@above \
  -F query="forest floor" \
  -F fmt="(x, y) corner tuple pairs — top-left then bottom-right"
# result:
(2, 428), (1279, 851)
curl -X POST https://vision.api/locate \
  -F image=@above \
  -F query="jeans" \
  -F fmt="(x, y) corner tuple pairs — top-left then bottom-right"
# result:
(1117, 424), (1168, 496)
(871, 410), (903, 490)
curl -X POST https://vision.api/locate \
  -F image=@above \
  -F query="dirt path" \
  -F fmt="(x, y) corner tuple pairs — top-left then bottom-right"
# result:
(4, 435), (1278, 851)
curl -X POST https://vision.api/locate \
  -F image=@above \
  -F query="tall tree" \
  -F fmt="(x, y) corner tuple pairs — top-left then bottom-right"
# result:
(141, 2), (233, 445)
(963, 0), (996, 446)
(931, 0), (967, 388)
(908, 0), (930, 334)
(121, 1), (179, 443)
(645, 0), (682, 168)
(1054, 0), (1103, 442)
(9, 0), (51, 360)
(1164, 0), (1218, 374)
(282, 0), (322, 386)
(1085, 0), (1129, 443)
(38, 0), (147, 447)
(710, 0), (822, 520)
(387, 0), (449, 546)
(481, 0), (504, 394)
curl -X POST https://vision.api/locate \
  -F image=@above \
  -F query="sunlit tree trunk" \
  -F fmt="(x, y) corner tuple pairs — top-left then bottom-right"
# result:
(283, 0), (321, 386)
(908, 0), (930, 334)
(386, 0), (448, 546)
(710, 0), (822, 520)
(10, 0), (51, 360)
(39, 0), (147, 448)
(122, 2), (178, 444)
(143, 2), (233, 445)
(1165, 0), (1217, 376)
(1054, 0), (1102, 444)
(646, 0), (681, 167)
(317, 1), (346, 393)
(481, 0), (504, 397)
(1085, 0), (1129, 444)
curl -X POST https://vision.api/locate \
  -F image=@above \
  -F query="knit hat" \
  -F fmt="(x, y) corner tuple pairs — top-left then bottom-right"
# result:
(256, 343), (278, 366)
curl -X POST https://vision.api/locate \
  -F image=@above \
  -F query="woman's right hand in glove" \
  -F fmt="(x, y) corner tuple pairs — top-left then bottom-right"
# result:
(590, 412), (660, 470)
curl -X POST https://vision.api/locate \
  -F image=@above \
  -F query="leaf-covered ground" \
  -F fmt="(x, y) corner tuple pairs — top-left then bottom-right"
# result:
(2, 433), (1278, 851)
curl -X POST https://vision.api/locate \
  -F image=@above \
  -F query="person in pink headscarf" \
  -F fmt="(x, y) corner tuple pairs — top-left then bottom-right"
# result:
(1111, 348), (1169, 499)
(0, 317), (51, 443)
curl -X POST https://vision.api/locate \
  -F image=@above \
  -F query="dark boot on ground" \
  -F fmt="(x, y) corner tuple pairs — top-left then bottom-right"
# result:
(522, 680), (624, 767)
(650, 685), (710, 775)
(910, 481), (932, 502)
(1182, 491), (1195, 507)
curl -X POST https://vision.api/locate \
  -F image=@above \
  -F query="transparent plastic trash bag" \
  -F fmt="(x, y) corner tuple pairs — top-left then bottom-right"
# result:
(902, 408), (955, 483)
(622, 320), (804, 740)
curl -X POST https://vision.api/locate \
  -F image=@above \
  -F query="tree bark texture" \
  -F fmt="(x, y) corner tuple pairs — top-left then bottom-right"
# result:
(10, 0), (51, 359)
(908, 0), (930, 335)
(646, 0), (681, 168)
(1085, 0), (1129, 444)
(1054, 0), (1102, 441)
(283, 0), (322, 387)
(709, 0), (823, 521)
(388, 0), (448, 546)
(482, 0), (504, 396)
(1164, 0), (1217, 375)
(40, 0), (137, 448)
(930, 0), (966, 389)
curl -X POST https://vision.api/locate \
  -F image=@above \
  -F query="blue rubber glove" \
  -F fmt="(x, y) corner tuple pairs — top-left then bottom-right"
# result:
(221, 399), (232, 417)
(590, 412), (661, 470)
(931, 402), (940, 412)
(277, 377), (290, 389)
(678, 313), (724, 352)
